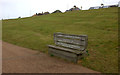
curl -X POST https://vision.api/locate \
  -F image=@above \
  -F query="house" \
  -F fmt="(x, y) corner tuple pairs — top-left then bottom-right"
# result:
(89, 6), (101, 10)
(119, 1), (120, 7)
(65, 5), (81, 12)
(89, 4), (118, 10)
(89, 7), (94, 10)
(102, 6), (109, 8)
(94, 6), (101, 9)
(108, 4), (118, 7)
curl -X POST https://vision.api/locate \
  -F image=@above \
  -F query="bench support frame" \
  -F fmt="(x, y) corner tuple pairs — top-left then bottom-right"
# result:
(48, 33), (88, 63)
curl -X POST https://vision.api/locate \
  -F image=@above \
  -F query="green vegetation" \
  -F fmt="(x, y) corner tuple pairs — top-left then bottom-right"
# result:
(3, 7), (118, 73)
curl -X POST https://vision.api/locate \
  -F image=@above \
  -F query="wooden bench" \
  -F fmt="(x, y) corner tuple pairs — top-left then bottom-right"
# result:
(48, 33), (88, 63)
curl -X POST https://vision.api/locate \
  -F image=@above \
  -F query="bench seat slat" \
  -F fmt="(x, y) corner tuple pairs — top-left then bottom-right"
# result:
(48, 45), (83, 54)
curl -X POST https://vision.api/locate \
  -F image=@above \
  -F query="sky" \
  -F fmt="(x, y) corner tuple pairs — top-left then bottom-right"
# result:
(0, 0), (119, 19)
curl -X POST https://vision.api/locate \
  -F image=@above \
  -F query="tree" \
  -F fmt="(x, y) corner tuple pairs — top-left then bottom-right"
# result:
(36, 13), (38, 15)
(44, 12), (50, 15)
(52, 10), (62, 13)
(101, 3), (104, 8)
(18, 16), (21, 18)
(74, 5), (77, 8)
(81, 6), (82, 10)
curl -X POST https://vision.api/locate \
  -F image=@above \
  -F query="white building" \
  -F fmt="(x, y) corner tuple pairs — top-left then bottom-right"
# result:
(118, 1), (120, 7)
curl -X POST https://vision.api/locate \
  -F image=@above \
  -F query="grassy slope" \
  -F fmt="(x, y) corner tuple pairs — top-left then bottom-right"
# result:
(3, 7), (118, 73)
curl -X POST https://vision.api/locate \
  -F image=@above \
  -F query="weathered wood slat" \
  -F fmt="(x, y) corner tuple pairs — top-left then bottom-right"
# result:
(55, 33), (87, 39)
(55, 34), (86, 40)
(54, 33), (88, 51)
(55, 37), (85, 45)
(48, 45), (83, 54)
(56, 42), (85, 51)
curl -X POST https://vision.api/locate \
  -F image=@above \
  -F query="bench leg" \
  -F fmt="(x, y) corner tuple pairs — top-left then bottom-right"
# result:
(77, 51), (88, 60)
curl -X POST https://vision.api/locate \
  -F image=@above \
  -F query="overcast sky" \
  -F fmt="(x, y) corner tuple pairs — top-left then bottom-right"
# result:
(0, 0), (119, 19)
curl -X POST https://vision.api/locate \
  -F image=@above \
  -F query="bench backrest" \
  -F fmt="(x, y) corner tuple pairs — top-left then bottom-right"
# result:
(54, 33), (88, 51)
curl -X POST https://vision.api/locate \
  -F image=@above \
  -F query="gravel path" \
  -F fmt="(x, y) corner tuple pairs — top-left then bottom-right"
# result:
(2, 42), (100, 73)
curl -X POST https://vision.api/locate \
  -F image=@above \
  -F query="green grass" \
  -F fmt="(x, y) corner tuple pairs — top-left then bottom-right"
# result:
(2, 7), (118, 73)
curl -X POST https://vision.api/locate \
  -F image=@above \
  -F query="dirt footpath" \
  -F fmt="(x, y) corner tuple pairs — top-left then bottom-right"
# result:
(2, 42), (100, 73)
